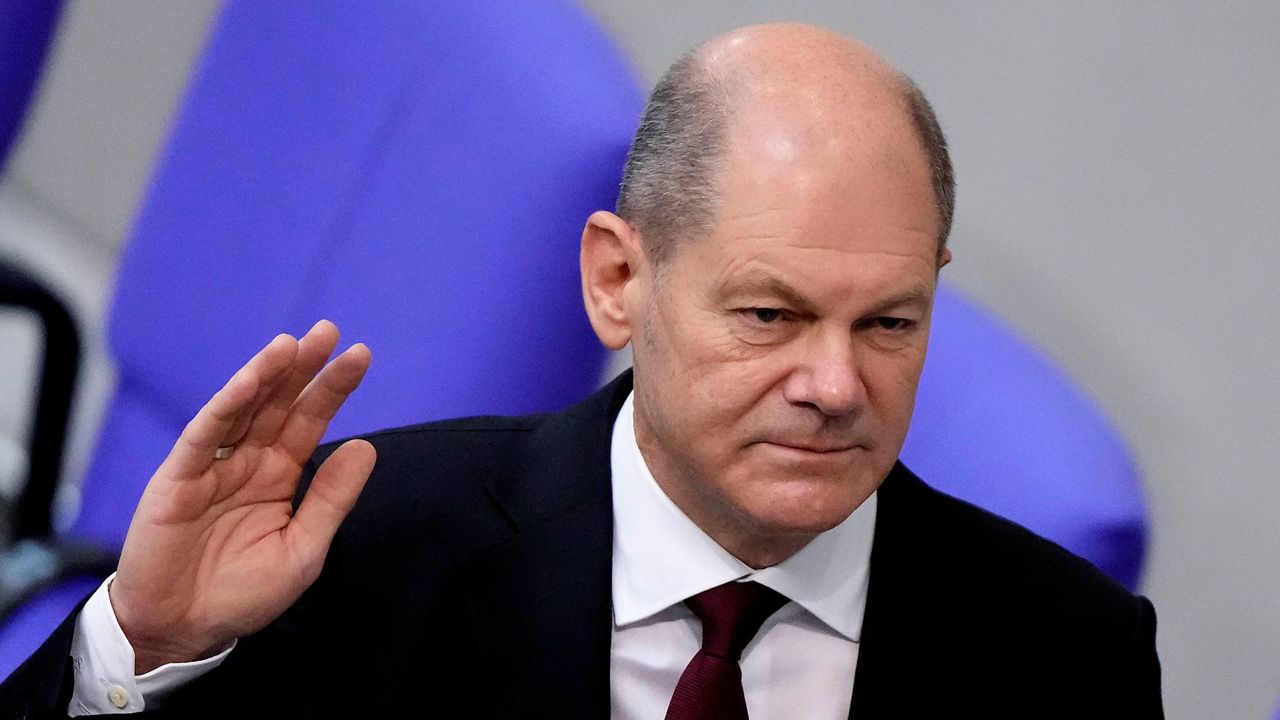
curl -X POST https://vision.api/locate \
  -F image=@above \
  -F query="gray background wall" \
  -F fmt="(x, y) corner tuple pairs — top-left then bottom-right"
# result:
(0, 2), (1275, 717)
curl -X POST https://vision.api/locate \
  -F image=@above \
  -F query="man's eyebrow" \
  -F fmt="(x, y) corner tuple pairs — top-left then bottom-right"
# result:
(726, 272), (934, 314)
(730, 272), (814, 311)
(867, 284), (934, 314)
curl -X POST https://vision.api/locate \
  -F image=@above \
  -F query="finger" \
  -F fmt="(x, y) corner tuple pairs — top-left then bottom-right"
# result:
(238, 319), (341, 447)
(286, 438), (376, 578)
(276, 343), (372, 465)
(160, 334), (299, 478)
(219, 341), (315, 449)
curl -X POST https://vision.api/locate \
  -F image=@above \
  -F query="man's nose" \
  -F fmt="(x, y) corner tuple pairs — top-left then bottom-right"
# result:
(782, 334), (865, 418)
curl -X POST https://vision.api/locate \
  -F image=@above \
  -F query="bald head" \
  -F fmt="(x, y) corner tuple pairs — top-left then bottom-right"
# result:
(698, 22), (902, 100)
(617, 23), (954, 265)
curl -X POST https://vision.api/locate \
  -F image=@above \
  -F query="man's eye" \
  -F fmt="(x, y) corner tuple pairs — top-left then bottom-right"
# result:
(874, 317), (913, 331)
(751, 308), (783, 323)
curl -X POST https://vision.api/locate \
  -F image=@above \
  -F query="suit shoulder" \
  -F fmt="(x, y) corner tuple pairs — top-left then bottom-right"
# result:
(308, 413), (551, 551)
(862, 466), (1163, 713)
(314, 412), (546, 480)
(331, 411), (546, 452)
(886, 466), (1146, 628)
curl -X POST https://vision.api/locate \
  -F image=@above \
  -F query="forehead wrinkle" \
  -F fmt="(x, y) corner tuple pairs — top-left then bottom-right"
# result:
(710, 251), (935, 315)
(727, 238), (939, 268)
(712, 215), (936, 253)
(716, 206), (791, 232)
(715, 202), (938, 258)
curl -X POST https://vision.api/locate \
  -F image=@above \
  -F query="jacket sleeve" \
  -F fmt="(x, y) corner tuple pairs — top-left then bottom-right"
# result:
(0, 602), (83, 720)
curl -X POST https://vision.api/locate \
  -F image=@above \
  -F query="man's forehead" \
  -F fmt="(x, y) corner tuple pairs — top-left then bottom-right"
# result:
(704, 56), (934, 232)
(664, 218), (942, 316)
(724, 79), (925, 173)
(720, 265), (937, 307)
(713, 136), (938, 240)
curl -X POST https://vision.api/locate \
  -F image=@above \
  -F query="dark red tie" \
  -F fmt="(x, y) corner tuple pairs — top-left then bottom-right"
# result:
(665, 581), (789, 720)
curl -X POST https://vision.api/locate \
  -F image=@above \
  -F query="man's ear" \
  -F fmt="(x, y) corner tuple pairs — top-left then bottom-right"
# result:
(581, 210), (644, 351)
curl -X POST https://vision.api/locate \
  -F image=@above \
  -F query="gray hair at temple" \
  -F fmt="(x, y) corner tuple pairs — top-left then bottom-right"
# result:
(616, 46), (956, 266)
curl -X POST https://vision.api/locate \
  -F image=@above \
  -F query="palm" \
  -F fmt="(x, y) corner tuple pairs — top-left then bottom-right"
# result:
(110, 320), (376, 672)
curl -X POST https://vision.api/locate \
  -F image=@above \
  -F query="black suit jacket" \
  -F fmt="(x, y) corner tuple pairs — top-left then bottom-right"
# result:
(1, 371), (1162, 718)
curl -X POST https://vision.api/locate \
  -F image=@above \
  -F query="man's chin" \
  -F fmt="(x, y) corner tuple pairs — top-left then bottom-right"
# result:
(737, 479), (876, 537)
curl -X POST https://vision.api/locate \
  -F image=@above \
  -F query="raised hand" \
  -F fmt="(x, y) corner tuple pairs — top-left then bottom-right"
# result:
(108, 320), (376, 674)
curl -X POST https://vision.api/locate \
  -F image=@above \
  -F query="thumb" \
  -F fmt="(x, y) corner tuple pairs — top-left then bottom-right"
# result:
(288, 439), (377, 577)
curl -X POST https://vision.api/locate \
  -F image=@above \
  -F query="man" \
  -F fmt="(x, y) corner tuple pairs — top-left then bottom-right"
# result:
(1, 22), (1162, 718)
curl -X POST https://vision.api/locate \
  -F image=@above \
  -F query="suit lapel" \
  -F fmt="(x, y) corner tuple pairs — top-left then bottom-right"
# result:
(847, 463), (939, 718)
(455, 372), (633, 719)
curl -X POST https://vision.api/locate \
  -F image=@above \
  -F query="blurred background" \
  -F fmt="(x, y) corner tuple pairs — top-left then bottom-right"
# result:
(0, 2), (1276, 717)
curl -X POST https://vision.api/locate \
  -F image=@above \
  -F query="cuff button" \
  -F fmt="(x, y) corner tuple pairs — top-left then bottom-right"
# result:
(107, 685), (129, 709)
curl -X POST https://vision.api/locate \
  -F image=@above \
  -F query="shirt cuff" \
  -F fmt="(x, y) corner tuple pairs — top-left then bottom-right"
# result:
(68, 573), (235, 715)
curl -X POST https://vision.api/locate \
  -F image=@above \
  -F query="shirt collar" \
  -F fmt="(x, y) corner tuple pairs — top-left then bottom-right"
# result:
(610, 391), (877, 642)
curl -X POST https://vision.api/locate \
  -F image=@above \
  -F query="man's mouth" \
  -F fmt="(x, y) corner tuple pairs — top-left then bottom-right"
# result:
(753, 440), (861, 454)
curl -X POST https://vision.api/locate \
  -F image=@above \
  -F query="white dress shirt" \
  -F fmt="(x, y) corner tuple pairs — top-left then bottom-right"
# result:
(69, 390), (876, 717)
(68, 575), (232, 714)
(610, 392), (876, 719)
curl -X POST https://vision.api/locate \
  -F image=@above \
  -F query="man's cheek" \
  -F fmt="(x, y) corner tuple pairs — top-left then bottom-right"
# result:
(865, 350), (927, 397)
(672, 313), (757, 366)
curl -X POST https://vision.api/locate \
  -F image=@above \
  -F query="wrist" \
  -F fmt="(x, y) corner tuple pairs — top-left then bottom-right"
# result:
(122, 622), (233, 675)
(107, 578), (231, 674)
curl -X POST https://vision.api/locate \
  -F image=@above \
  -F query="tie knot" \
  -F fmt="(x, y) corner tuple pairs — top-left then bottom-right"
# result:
(684, 581), (788, 661)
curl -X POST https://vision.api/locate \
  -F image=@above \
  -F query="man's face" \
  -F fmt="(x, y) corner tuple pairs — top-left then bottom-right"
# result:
(628, 103), (942, 559)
